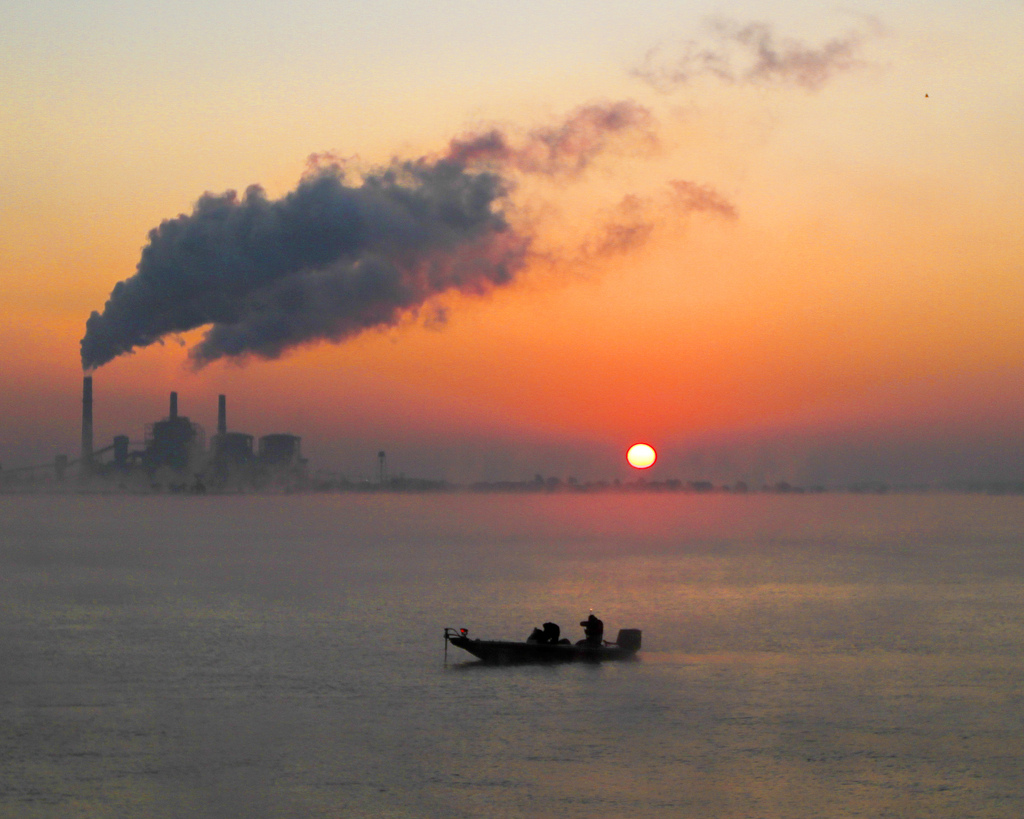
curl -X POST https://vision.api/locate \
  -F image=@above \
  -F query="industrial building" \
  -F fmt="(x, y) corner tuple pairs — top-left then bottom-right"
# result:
(259, 434), (302, 467)
(75, 376), (306, 490)
(144, 391), (205, 473)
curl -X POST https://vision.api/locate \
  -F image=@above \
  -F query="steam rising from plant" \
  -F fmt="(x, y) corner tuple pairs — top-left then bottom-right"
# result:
(79, 14), (874, 372)
(80, 161), (520, 369)
(80, 101), (674, 371)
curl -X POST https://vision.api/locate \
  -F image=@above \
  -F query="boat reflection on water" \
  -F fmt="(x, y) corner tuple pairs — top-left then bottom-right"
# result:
(445, 626), (642, 664)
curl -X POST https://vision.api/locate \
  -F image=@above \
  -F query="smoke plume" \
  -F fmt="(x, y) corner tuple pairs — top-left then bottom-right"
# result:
(81, 102), (660, 370)
(577, 181), (737, 262)
(633, 18), (877, 92)
(81, 161), (524, 369)
(446, 100), (657, 176)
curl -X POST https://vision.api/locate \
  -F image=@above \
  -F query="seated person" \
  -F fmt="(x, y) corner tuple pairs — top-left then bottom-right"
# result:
(526, 626), (546, 643)
(542, 622), (561, 644)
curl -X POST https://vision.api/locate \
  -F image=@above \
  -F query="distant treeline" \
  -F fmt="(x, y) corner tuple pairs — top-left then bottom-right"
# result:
(6, 470), (1024, 496)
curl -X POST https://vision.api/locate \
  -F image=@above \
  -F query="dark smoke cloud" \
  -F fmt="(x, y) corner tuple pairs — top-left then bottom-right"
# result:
(633, 18), (878, 92)
(81, 102), (659, 370)
(81, 161), (525, 369)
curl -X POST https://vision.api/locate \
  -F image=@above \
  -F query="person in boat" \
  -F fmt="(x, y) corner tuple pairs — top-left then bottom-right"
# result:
(526, 622), (565, 644)
(579, 613), (604, 646)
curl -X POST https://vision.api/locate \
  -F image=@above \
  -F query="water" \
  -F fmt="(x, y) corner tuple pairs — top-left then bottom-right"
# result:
(2, 493), (1023, 817)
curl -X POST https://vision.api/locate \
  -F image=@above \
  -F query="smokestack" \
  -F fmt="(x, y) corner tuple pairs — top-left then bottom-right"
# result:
(170, 391), (178, 420)
(81, 376), (94, 466)
(218, 394), (227, 435)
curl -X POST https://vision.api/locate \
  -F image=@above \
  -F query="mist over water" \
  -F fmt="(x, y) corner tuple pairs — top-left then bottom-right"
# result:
(2, 494), (1023, 818)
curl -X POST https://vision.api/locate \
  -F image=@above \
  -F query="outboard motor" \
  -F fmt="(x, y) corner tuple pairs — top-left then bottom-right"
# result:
(615, 629), (642, 652)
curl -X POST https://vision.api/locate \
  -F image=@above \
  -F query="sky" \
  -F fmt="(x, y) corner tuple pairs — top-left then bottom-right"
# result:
(2, 0), (1023, 485)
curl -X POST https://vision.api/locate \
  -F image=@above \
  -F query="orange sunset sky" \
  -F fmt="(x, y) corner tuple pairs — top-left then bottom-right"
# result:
(2, 1), (1023, 484)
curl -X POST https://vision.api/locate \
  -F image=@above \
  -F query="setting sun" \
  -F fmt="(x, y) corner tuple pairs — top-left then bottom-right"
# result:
(627, 443), (657, 469)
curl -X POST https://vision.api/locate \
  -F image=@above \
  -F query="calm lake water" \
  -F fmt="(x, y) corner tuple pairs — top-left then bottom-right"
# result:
(2, 492), (1023, 818)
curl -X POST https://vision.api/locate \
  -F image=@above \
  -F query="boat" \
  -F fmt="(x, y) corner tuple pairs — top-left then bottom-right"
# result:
(444, 626), (642, 664)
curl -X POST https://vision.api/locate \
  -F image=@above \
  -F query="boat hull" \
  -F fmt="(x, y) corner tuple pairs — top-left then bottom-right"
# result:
(447, 636), (637, 664)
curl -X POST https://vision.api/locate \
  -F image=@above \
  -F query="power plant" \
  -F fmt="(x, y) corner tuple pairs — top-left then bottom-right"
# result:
(2, 376), (448, 494)
(75, 377), (306, 490)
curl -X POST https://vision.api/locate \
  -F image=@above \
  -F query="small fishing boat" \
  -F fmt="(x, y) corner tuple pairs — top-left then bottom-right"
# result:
(444, 626), (642, 664)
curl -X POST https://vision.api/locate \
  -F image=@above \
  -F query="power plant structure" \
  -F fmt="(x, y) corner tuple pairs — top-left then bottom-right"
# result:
(81, 375), (94, 468)
(75, 377), (306, 490)
(145, 390), (205, 474)
(2, 376), (431, 493)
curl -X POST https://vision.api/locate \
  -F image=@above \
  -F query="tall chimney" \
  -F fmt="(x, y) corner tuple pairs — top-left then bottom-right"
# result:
(81, 376), (94, 465)
(170, 391), (178, 420)
(218, 394), (227, 435)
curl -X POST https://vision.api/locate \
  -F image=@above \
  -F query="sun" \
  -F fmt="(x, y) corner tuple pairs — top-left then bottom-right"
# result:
(626, 443), (657, 469)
